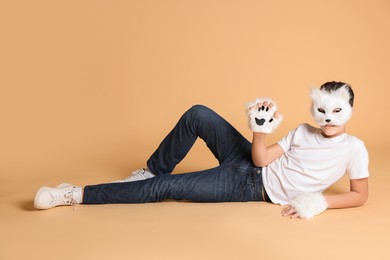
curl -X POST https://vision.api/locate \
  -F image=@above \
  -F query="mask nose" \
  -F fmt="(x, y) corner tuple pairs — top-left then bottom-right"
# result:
(325, 119), (331, 123)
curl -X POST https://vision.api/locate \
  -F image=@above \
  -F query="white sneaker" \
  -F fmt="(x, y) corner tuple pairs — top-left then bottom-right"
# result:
(111, 168), (156, 183)
(34, 183), (83, 210)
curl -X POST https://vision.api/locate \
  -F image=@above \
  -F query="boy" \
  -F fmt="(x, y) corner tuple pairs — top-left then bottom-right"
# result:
(34, 81), (369, 219)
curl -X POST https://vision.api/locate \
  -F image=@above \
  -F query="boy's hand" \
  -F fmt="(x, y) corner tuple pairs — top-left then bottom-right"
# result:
(281, 205), (301, 219)
(283, 193), (328, 219)
(247, 98), (283, 133)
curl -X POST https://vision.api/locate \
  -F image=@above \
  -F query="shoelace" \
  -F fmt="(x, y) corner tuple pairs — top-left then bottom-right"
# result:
(63, 188), (80, 213)
(133, 169), (145, 175)
(123, 169), (146, 181)
(52, 187), (77, 206)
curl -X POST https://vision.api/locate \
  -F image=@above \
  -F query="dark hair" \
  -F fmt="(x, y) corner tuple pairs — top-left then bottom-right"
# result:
(320, 81), (354, 107)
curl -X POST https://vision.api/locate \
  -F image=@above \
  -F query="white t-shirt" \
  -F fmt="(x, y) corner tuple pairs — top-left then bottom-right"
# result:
(262, 123), (370, 205)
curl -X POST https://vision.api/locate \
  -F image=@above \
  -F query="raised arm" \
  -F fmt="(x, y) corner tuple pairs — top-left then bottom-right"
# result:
(252, 133), (285, 167)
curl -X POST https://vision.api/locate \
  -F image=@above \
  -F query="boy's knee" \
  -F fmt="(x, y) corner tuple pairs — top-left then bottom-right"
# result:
(190, 104), (209, 112)
(180, 105), (218, 128)
(188, 105), (212, 116)
(184, 105), (213, 121)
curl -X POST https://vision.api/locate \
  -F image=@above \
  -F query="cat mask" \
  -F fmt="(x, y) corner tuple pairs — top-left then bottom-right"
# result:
(310, 86), (353, 126)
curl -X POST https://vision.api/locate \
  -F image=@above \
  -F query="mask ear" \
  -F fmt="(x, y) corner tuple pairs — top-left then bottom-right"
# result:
(334, 85), (351, 105)
(310, 88), (322, 104)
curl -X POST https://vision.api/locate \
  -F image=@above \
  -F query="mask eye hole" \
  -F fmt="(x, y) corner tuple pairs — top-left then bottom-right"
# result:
(333, 108), (342, 113)
(317, 108), (325, 114)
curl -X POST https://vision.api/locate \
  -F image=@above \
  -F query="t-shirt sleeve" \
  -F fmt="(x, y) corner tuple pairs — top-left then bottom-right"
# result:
(277, 126), (299, 153)
(347, 141), (370, 179)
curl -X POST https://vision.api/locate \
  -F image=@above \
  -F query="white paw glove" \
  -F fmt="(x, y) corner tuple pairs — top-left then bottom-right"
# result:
(247, 98), (283, 133)
(290, 193), (328, 219)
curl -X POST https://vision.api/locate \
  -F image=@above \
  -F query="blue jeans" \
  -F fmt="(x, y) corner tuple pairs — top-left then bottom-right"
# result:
(83, 105), (270, 204)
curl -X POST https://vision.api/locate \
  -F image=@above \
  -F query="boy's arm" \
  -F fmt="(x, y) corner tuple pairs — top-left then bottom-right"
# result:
(325, 178), (369, 208)
(282, 178), (369, 219)
(252, 133), (285, 167)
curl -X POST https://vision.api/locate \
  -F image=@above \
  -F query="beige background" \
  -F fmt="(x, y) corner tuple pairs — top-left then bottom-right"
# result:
(1, 1), (390, 260)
